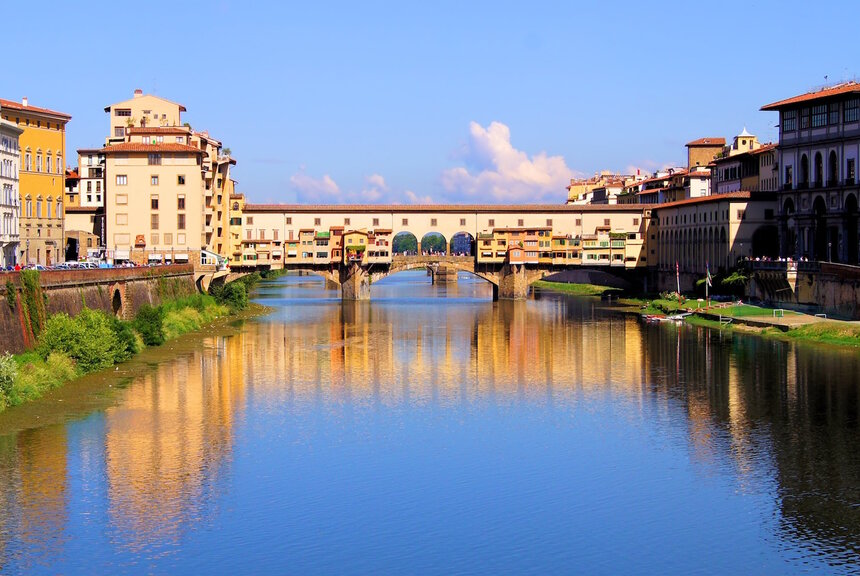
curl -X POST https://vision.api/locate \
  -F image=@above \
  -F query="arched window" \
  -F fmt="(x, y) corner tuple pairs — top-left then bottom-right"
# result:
(57, 199), (63, 219)
(800, 154), (809, 186)
(828, 151), (838, 185)
(25, 197), (32, 218)
(814, 152), (823, 187)
(36, 198), (42, 218)
(47, 197), (53, 219)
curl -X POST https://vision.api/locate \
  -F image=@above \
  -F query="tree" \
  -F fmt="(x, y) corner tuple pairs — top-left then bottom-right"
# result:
(392, 233), (417, 254)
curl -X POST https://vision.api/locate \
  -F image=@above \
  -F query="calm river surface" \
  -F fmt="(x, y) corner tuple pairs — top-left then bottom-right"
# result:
(1, 271), (860, 574)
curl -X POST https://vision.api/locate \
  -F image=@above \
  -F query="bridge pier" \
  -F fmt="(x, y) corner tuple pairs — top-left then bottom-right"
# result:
(325, 278), (341, 291)
(432, 265), (459, 284)
(495, 264), (529, 301)
(340, 264), (370, 301)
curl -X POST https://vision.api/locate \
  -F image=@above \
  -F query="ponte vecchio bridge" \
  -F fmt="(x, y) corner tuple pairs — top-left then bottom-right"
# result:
(233, 203), (652, 300)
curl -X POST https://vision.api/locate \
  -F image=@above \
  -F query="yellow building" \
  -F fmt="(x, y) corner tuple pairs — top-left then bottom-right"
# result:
(103, 142), (205, 264)
(102, 91), (239, 264)
(1, 97), (71, 265)
(228, 193), (245, 264)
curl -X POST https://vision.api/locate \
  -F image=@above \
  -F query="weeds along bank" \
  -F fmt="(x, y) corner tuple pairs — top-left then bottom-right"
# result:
(0, 271), (262, 413)
(0, 266), (198, 354)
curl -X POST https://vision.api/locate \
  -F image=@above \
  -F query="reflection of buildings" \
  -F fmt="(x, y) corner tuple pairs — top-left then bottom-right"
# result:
(103, 332), (247, 550)
(0, 285), (859, 568)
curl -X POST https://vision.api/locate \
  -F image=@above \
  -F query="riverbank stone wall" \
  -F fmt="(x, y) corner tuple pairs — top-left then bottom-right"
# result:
(0, 265), (197, 354)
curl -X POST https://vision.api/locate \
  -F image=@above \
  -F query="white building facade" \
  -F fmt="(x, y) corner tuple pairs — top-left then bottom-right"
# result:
(0, 115), (23, 267)
(762, 82), (860, 263)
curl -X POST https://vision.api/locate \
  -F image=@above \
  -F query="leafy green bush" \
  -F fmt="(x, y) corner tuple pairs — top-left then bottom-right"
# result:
(0, 353), (17, 408)
(110, 316), (139, 360)
(134, 304), (165, 346)
(37, 309), (126, 373)
(5, 352), (78, 408)
(216, 281), (249, 312)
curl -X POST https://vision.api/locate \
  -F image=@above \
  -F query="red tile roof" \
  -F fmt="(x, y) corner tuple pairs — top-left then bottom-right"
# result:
(686, 137), (725, 146)
(243, 204), (648, 213)
(750, 143), (777, 155)
(651, 191), (757, 210)
(0, 98), (71, 120)
(761, 81), (860, 111)
(101, 142), (204, 154)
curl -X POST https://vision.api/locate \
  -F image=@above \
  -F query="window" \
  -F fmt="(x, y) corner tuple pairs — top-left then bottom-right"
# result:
(517, 219), (524, 226)
(36, 154), (42, 172)
(25, 152), (31, 171)
(116, 194), (128, 205)
(151, 175), (159, 186)
(25, 199), (32, 217)
(259, 229), (266, 240)
(57, 154), (62, 174)
(488, 219), (495, 227)
(812, 105), (827, 128)
(116, 213), (128, 225)
(151, 195), (159, 210)
(114, 127), (125, 137)
(47, 201), (52, 219)
(116, 175), (127, 185)
(286, 217), (292, 225)
(846, 99), (860, 123)
(460, 218), (466, 226)
(177, 196), (185, 210)
(402, 218), (408, 225)
(163, 233), (173, 245)
(344, 218), (351, 225)
(177, 233), (186, 245)
(177, 175), (185, 185)
(147, 153), (161, 165)
(46, 155), (52, 173)
(848, 159), (856, 183)
(177, 214), (186, 229)
(151, 233), (159, 245)
(576, 218), (581, 226)
(247, 230), (253, 240)
(633, 218), (639, 225)
(96, 181), (101, 193)
(800, 108), (810, 129)
(246, 216), (254, 225)
(604, 219), (610, 226)
(273, 229), (279, 240)
(87, 181), (93, 192)
(829, 103), (840, 125)
(115, 108), (131, 117)
(431, 218), (438, 226)
(373, 218), (379, 226)
(546, 219), (553, 226)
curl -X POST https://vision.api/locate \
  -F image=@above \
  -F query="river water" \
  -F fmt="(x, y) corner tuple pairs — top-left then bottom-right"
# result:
(1, 271), (859, 575)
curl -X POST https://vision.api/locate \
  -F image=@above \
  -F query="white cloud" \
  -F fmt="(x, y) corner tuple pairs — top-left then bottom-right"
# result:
(290, 169), (340, 202)
(440, 121), (574, 203)
(405, 190), (433, 204)
(361, 173), (388, 203)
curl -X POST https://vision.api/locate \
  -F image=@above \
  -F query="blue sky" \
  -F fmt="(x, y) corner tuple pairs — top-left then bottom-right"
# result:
(3, 0), (859, 204)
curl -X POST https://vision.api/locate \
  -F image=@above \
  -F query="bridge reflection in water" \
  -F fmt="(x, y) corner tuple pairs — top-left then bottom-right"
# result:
(0, 274), (858, 572)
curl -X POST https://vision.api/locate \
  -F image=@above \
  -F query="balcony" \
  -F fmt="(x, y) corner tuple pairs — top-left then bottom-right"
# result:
(827, 178), (838, 188)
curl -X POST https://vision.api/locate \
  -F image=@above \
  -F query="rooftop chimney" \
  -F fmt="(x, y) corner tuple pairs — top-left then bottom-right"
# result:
(133, 89), (143, 97)
(21, 97), (28, 107)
